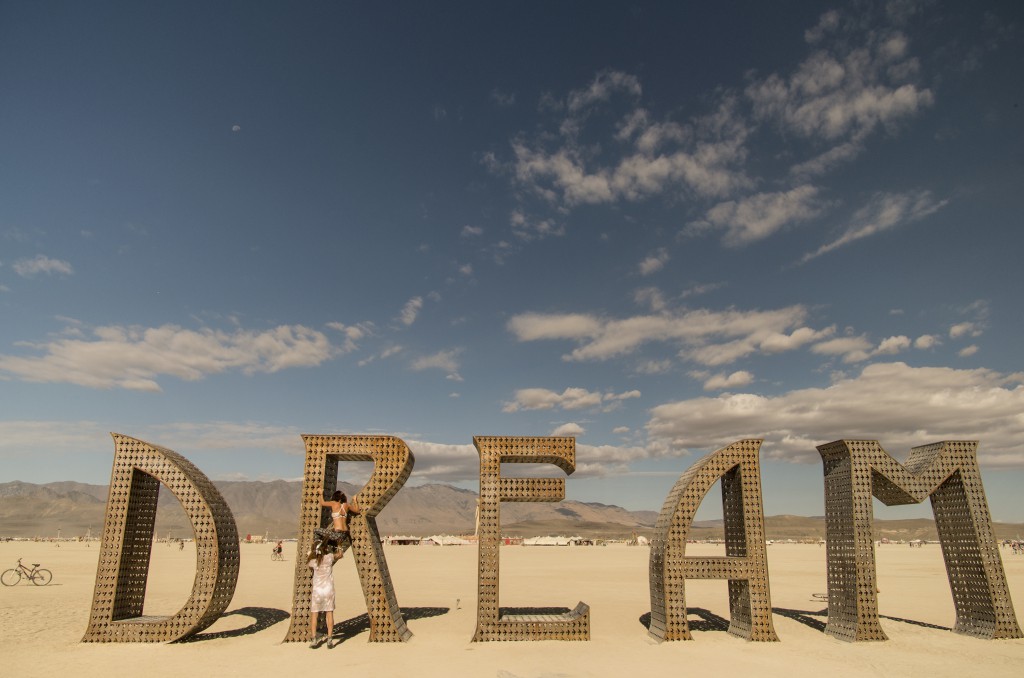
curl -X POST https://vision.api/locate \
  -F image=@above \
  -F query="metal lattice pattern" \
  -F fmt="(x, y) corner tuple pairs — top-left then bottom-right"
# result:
(82, 434), (240, 643)
(648, 439), (778, 642)
(472, 436), (591, 642)
(817, 439), (1022, 642)
(284, 435), (414, 643)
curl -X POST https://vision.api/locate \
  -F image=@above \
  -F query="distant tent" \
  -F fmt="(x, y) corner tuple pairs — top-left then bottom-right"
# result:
(422, 535), (472, 546)
(522, 536), (589, 546)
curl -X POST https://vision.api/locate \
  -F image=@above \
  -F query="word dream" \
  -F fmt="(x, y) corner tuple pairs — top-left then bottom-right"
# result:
(82, 433), (1021, 644)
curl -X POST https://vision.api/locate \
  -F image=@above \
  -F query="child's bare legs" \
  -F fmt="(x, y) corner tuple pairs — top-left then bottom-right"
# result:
(325, 611), (335, 638)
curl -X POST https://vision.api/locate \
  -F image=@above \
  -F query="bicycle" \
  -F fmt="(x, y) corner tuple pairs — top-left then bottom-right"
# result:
(271, 549), (284, 561)
(1, 558), (53, 586)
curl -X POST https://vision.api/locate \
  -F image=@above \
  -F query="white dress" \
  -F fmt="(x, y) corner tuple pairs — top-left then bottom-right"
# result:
(308, 553), (336, 612)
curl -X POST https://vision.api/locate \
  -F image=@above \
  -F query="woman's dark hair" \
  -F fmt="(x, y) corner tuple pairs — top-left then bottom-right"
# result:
(332, 490), (346, 503)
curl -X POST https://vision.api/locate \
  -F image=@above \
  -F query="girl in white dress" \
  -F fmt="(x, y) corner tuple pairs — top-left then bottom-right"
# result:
(307, 535), (339, 648)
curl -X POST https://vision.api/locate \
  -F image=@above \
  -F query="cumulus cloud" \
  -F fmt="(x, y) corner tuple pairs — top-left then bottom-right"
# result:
(914, 334), (941, 349)
(958, 345), (979, 357)
(634, 287), (668, 312)
(509, 305), (828, 366)
(703, 370), (755, 391)
(503, 386), (640, 413)
(638, 248), (670, 276)
(799, 190), (948, 263)
(410, 348), (462, 381)
(0, 323), (336, 391)
(689, 185), (826, 246)
(13, 255), (74, 277)
(461, 225), (484, 237)
(325, 321), (375, 353)
(811, 335), (873, 363)
(551, 422), (585, 437)
(950, 322), (981, 339)
(399, 296), (424, 326)
(646, 362), (1024, 466)
(747, 20), (933, 143)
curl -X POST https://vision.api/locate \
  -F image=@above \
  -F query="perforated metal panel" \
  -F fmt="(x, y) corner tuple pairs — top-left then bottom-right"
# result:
(648, 439), (778, 642)
(472, 436), (591, 642)
(82, 434), (239, 643)
(284, 435), (414, 643)
(817, 439), (1022, 641)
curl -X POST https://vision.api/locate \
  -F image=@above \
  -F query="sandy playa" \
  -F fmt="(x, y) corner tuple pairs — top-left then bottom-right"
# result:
(2, 540), (1022, 677)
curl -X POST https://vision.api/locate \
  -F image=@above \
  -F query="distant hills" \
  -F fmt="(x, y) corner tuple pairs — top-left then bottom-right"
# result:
(2, 480), (1021, 541)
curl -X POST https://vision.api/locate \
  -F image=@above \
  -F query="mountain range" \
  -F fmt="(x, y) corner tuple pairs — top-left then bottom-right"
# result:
(2, 480), (1021, 542)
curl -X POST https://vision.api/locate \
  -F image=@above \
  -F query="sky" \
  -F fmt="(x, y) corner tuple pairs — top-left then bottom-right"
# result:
(1, 1), (1023, 523)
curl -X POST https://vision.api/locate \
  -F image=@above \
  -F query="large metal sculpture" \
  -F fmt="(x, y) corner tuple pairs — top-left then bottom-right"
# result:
(648, 439), (777, 642)
(472, 436), (590, 641)
(817, 439), (1022, 641)
(82, 434), (239, 643)
(284, 435), (414, 643)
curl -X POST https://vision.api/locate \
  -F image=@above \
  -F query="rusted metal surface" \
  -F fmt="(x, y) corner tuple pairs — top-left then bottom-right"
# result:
(818, 439), (1022, 641)
(82, 434), (239, 643)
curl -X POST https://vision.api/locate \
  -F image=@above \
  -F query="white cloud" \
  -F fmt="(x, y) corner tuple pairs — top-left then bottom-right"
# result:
(799, 190), (948, 263)
(458, 263), (473, 276)
(325, 321), (375, 353)
(646, 362), (1024, 466)
(805, 10), (840, 44)
(914, 334), (940, 349)
(13, 255), (74, 277)
(874, 335), (911, 355)
(950, 322), (981, 339)
(811, 335), (873, 363)
(567, 70), (641, 114)
(510, 209), (563, 240)
(613, 426), (631, 434)
(509, 305), (825, 366)
(461, 225), (483, 237)
(959, 345), (979, 357)
(747, 29), (933, 143)
(503, 387), (640, 413)
(399, 296), (423, 326)
(552, 422), (585, 437)
(760, 326), (836, 353)
(0, 323), (336, 391)
(634, 287), (667, 312)
(636, 359), (673, 375)
(507, 313), (603, 341)
(638, 248), (670, 276)
(410, 349), (462, 381)
(690, 185), (825, 246)
(703, 370), (755, 391)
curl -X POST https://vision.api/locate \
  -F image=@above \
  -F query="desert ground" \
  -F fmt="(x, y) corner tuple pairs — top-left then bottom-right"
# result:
(2, 540), (1022, 677)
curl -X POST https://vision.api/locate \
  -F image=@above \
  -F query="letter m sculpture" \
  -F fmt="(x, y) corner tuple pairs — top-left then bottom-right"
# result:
(818, 440), (1021, 641)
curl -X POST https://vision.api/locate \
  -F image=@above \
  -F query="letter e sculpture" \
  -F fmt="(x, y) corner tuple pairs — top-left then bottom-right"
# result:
(472, 436), (590, 641)
(82, 434), (240, 643)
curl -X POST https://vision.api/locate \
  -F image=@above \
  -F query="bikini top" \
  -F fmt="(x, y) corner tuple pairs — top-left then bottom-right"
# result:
(331, 510), (345, 519)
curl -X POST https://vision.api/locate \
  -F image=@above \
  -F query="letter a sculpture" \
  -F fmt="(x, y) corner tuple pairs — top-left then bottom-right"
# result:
(649, 439), (777, 642)
(473, 436), (590, 641)
(284, 435), (414, 643)
(82, 434), (240, 643)
(817, 440), (1021, 641)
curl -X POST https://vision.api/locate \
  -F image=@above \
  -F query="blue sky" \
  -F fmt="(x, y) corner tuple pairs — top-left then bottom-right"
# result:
(2, 2), (1023, 522)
